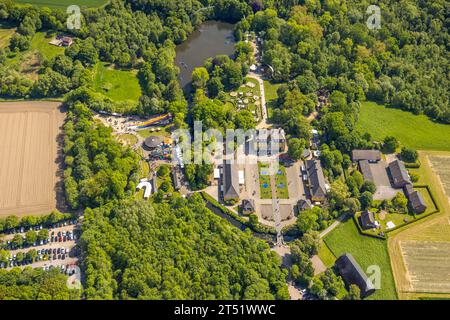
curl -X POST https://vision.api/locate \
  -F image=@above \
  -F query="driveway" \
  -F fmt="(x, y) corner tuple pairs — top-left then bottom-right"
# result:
(371, 160), (399, 200)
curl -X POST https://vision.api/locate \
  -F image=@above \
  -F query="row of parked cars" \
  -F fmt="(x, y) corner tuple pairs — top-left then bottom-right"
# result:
(42, 263), (78, 275)
(4, 219), (78, 235)
(50, 230), (76, 242)
(0, 246), (73, 269)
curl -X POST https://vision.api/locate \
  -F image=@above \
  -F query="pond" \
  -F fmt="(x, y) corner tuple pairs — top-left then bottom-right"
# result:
(175, 21), (236, 92)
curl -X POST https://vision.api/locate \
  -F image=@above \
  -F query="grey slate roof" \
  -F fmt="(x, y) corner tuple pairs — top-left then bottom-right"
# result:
(223, 162), (239, 200)
(335, 253), (376, 298)
(306, 159), (326, 201)
(403, 183), (427, 213)
(360, 210), (376, 229)
(352, 150), (381, 162)
(388, 160), (411, 187)
(358, 160), (374, 182)
(409, 190), (427, 213)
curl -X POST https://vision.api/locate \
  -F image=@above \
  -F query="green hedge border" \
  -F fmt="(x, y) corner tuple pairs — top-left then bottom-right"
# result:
(383, 185), (440, 234)
(353, 184), (440, 238)
(352, 214), (387, 240)
(404, 160), (421, 168)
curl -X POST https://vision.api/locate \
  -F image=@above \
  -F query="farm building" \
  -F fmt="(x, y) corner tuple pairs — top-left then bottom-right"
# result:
(49, 35), (74, 47)
(222, 162), (240, 202)
(305, 159), (327, 202)
(358, 160), (374, 183)
(359, 210), (377, 229)
(335, 253), (376, 298)
(352, 149), (381, 163)
(388, 160), (411, 188)
(240, 199), (255, 214)
(403, 184), (427, 214)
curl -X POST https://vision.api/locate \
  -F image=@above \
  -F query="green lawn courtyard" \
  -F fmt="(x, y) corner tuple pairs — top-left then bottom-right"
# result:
(258, 163), (272, 199)
(275, 165), (289, 199)
(258, 163), (289, 199)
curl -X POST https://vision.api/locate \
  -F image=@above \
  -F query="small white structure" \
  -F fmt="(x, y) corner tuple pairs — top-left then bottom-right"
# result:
(136, 181), (152, 199)
(386, 221), (396, 230)
(250, 64), (257, 71)
(238, 170), (245, 185)
(214, 168), (221, 179)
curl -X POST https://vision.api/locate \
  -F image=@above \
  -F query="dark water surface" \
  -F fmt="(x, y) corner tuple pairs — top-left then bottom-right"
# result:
(175, 21), (236, 92)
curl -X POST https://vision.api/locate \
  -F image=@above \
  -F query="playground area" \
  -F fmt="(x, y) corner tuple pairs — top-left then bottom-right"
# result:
(227, 78), (262, 122)
(0, 101), (65, 216)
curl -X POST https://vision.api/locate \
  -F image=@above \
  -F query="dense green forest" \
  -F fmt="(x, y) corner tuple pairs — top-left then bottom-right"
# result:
(62, 96), (140, 210)
(80, 195), (289, 299)
(0, 267), (80, 299)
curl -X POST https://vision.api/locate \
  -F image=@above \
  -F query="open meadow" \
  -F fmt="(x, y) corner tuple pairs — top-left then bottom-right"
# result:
(0, 101), (65, 217)
(324, 218), (398, 300)
(0, 26), (15, 49)
(357, 101), (450, 151)
(92, 62), (142, 104)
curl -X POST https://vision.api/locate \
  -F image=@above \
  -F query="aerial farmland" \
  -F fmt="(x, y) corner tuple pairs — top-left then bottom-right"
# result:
(0, 101), (65, 216)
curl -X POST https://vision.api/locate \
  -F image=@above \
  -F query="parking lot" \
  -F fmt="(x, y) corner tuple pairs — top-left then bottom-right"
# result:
(0, 220), (80, 271)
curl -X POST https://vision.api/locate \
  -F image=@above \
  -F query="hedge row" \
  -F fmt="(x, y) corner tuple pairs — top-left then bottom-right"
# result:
(404, 160), (421, 168)
(384, 185), (439, 234)
(352, 214), (387, 240)
(0, 211), (74, 234)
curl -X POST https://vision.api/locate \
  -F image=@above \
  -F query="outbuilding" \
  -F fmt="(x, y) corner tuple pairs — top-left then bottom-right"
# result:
(335, 253), (376, 298)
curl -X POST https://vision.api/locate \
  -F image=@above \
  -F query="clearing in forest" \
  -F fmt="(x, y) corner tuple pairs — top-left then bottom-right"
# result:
(357, 101), (450, 151)
(0, 101), (65, 217)
(92, 62), (142, 104)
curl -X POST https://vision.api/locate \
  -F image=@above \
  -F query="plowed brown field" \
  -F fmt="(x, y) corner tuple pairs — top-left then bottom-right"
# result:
(0, 101), (65, 216)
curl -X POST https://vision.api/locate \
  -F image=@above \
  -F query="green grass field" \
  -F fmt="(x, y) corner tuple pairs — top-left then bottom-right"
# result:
(263, 80), (281, 119)
(30, 32), (64, 60)
(0, 27), (15, 49)
(318, 240), (336, 268)
(324, 218), (398, 300)
(357, 101), (450, 151)
(14, 0), (108, 9)
(93, 62), (142, 103)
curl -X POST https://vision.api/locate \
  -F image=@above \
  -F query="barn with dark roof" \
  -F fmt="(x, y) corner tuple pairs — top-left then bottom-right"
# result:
(335, 253), (376, 298)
